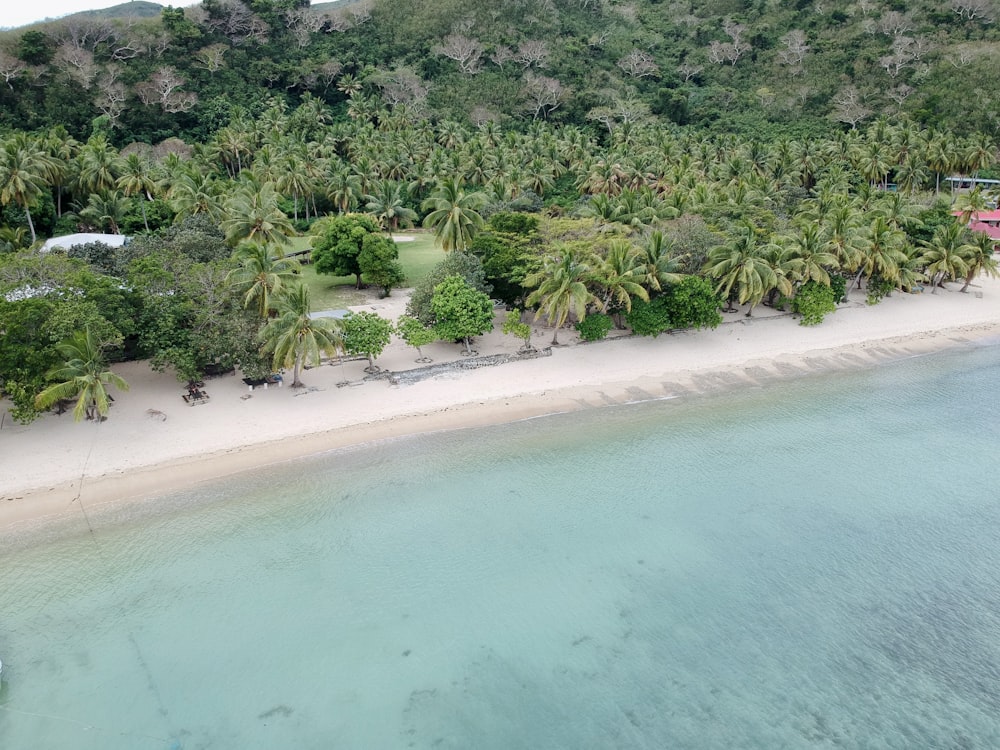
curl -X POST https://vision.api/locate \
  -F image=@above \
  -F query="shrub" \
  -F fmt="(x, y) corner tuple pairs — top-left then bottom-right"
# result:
(575, 313), (613, 341)
(792, 281), (837, 326)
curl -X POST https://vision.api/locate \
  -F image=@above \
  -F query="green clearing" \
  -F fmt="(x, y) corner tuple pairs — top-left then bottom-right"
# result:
(287, 233), (445, 312)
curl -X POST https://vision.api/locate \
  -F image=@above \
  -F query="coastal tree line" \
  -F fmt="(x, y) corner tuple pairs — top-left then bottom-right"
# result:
(1, 110), (998, 423)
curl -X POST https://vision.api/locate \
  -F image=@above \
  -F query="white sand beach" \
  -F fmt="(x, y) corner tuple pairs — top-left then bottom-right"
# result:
(3, 278), (1000, 532)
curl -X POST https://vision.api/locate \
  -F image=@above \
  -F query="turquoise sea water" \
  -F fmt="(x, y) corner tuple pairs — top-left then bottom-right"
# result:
(2, 344), (1000, 749)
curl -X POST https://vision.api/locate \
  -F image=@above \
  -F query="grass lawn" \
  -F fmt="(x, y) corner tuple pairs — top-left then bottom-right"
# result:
(287, 232), (445, 312)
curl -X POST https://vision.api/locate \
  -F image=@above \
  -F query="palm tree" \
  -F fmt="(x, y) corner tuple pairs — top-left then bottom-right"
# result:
(326, 164), (362, 213)
(79, 190), (128, 234)
(364, 179), (417, 231)
(704, 226), (781, 317)
(639, 230), (687, 292)
(222, 180), (295, 246)
(260, 283), (343, 388)
(0, 133), (58, 244)
(169, 169), (225, 224)
(227, 242), (302, 317)
(919, 223), (972, 294)
(594, 240), (649, 323)
(421, 177), (488, 251)
(524, 247), (601, 345)
(34, 327), (129, 422)
(76, 135), (121, 196)
(117, 152), (158, 231)
(782, 223), (839, 286)
(958, 231), (1000, 293)
(856, 215), (908, 290)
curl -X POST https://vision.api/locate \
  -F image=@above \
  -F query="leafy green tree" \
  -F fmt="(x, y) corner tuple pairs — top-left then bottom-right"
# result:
(422, 177), (488, 251)
(260, 283), (343, 388)
(431, 275), (494, 355)
(792, 281), (837, 326)
(342, 311), (393, 372)
(311, 213), (384, 288)
(502, 309), (536, 351)
(358, 235), (406, 297)
(34, 327), (129, 422)
(395, 315), (437, 362)
(406, 251), (490, 326)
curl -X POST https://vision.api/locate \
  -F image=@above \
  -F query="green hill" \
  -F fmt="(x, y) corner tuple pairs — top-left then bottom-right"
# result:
(0, 0), (998, 143)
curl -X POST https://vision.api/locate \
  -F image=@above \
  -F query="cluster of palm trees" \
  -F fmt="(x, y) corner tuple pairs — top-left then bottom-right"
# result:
(2, 104), (995, 255)
(5, 106), (1000, 407)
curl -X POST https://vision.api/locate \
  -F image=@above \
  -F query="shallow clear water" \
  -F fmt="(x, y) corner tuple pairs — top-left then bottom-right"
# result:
(2, 345), (1000, 749)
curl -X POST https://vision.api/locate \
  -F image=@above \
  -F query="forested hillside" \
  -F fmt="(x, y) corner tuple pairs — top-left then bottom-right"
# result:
(1, 0), (999, 143)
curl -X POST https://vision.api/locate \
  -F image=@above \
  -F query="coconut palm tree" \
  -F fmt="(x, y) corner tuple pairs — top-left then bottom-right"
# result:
(782, 223), (839, 286)
(169, 169), (225, 224)
(260, 283), (343, 388)
(958, 231), (1000, 293)
(364, 179), (417, 231)
(593, 240), (649, 322)
(421, 177), (488, 251)
(0, 133), (58, 244)
(79, 190), (128, 234)
(524, 247), (601, 345)
(76, 135), (121, 196)
(116, 152), (158, 231)
(704, 226), (781, 317)
(855, 215), (908, 290)
(222, 180), (295, 246)
(919, 223), (972, 294)
(639, 230), (687, 292)
(227, 242), (301, 317)
(34, 327), (129, 422)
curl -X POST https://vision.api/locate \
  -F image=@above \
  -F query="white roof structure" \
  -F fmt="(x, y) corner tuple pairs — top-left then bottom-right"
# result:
(41, 233), (129, 253)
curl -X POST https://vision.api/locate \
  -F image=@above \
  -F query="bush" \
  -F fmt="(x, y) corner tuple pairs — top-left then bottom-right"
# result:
(866, 275), (895, 306)
(625, 296), (672, 337)
(575, 313), (613, 341)
(792, 281), (837, 326)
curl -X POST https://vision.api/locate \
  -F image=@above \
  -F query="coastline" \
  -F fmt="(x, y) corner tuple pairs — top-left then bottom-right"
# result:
(3, 279), (1000, 537)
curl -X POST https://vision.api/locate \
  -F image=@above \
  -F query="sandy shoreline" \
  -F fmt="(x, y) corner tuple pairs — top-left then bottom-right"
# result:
(3, 279), (1000, 537)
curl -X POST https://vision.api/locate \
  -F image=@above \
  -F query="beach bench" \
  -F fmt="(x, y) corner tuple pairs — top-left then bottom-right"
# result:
(182, 389), (210, 405)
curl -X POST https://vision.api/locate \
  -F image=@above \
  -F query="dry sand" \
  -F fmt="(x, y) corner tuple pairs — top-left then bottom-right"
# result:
(3, 278), (1000, 534)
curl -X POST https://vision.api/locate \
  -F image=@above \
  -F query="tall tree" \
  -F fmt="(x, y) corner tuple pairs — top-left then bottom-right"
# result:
(34, 327), (129, 422)
(0, 133), (57, 244)
(421, 177), (488, 251)
(227, 242), (301, 317)
(260, 283), (342, 388)
(525, 247), (601, 344)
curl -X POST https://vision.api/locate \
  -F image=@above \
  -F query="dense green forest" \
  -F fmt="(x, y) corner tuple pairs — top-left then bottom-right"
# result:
(1, 0), (998, 425)
(2, 0), (1000, 141)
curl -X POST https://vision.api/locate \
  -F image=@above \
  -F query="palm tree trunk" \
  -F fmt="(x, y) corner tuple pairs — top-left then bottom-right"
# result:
(551, 328), (559, 346)
(292, 354), (303, 387)
(931, 272), (941, 294)
(960, 270), (975, 293)
(25, 206), (36, 244)
(141, 200), (149, 232)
